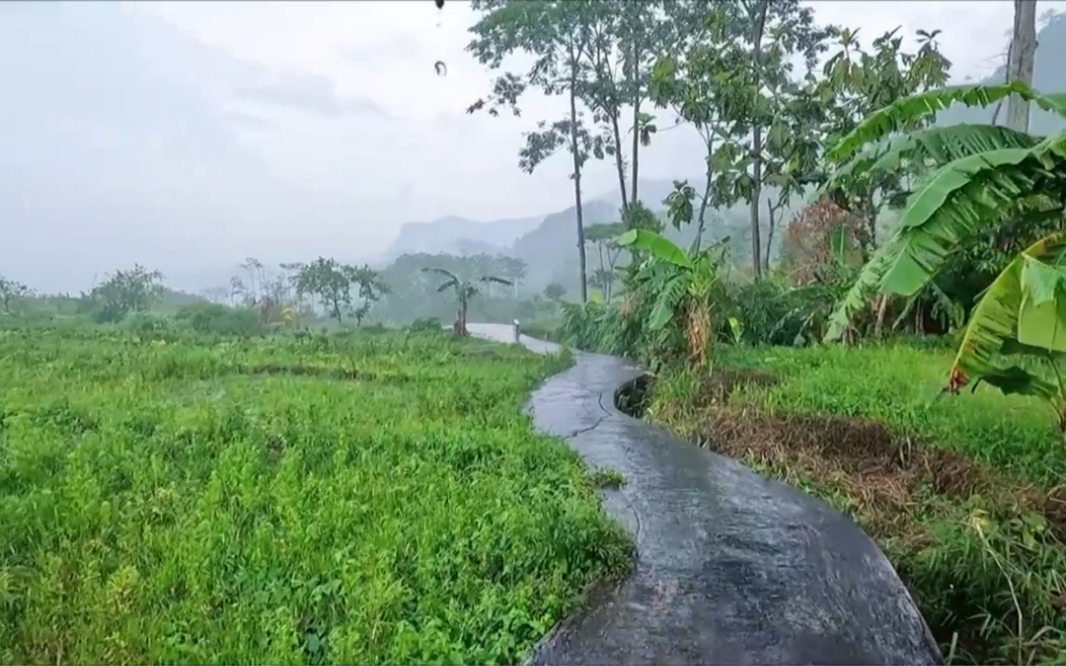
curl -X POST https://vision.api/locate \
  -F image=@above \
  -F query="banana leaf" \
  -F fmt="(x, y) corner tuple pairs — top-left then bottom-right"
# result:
(948, 232), (1066, 394)
(827, 82), (1066, 164)
(616, 229), (692, 269)
(826, 123), (1039, 192)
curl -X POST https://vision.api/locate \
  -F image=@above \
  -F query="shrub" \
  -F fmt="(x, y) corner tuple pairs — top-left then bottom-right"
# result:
(175, 302), (263, 336)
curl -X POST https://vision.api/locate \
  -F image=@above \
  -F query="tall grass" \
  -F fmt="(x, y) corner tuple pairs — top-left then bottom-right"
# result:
(0, 326), (631, 665)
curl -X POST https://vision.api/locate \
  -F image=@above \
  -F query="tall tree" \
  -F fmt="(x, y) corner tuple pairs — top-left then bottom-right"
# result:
(651, 3), (829, 268)
(577, 1), (631, 211)
(349, 264), (389, 325)
(294, 257), (357, 323)
(621, 0), (711, 205)
(467, 0), (597, 303)
(584, 222), (626, 300)
(239, 257), (266, 303)
(90, 264), (165, 323)
(820, 27), (951, 258)
(1005, 0), (1039, 133)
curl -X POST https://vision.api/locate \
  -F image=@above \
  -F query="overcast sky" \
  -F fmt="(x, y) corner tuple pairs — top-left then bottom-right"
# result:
(0, 0), (1060, 293)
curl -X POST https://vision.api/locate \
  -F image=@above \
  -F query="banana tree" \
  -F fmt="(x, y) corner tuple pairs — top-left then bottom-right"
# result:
(616, 229), (727, 367)
(819, 81), (1066, 441)
(821, 81), (1066, 342)
(946, 232), (1066, 444)
(421, 267), (512, 336)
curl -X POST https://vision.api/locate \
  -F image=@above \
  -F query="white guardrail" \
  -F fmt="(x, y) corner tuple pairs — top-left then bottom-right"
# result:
(512, 319), (521, 344)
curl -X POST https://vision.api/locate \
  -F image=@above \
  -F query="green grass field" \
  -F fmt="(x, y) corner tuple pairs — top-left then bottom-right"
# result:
(648, 342), (1066, 665)
(0, 326), (630, 665)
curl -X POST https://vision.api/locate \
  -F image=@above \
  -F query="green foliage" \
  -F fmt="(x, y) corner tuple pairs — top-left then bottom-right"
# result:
(0, 325), (630, 664)
(820, 79), (1066, 439)
(648, 0), (833, 276)
(936, 233), (1066, 447)
(817, 26), (952, 254)
(824, 82), (1066, 344)
(88, 264), (166, 324)
(176, 302), (264, 337)
(293, 258), (388, 324)
(0, 276), (31, 316)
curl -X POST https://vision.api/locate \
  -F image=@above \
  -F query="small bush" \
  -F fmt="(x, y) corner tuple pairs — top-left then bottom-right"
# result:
(176, 302), (263, 336)
(122, 312), (174, 337)
(408, 316), (444, 333)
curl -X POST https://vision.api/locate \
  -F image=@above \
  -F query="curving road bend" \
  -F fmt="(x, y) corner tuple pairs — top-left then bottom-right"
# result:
(468, 323), (942, 666)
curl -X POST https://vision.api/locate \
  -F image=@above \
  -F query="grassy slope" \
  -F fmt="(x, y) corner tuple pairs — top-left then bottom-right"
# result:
(724, 343), (1064, 481)
(648, 342), (1066, 665)
(0, 326), (630, 665)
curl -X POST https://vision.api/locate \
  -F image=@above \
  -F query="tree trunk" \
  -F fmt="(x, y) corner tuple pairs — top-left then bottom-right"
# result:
(749, 0), (768, 280)
(991, 38), (1013, 126)
(874, 294), (889, 338)
(610, 115), (629, 211)
(764, 200), (777, 271)
(857, 193), (877, 262)
(630, 39), (641, 206)
(1005, 0), (1038, 134)
(750, 136), (764, 280)
(568, 71), (589, 303)
(691, 132), (715, 255)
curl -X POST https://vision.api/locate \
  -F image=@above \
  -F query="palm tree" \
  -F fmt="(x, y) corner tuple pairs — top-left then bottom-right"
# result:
(421, 267), (513, 336)
(822, 81), (1066, 442)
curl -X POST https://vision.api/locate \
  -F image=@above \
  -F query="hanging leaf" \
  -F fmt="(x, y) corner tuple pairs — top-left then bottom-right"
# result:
(616, 230), (693, 269)
(1017, 256), (1066, 352)
(947, 232), (1066, 393)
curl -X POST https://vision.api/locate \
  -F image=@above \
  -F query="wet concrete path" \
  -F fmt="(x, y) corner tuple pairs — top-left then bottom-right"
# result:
(469, 324), (942, 666)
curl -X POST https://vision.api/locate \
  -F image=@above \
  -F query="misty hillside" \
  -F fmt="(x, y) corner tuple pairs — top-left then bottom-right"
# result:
(381, 215), (542, 259)
(379, 178), (706, 293)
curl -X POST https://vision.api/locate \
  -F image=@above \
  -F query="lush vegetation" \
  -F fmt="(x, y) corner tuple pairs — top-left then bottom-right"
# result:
(460, 1), (1066, 664)
(0, 323), (630, 664)
(5, 1), (1066, 665)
